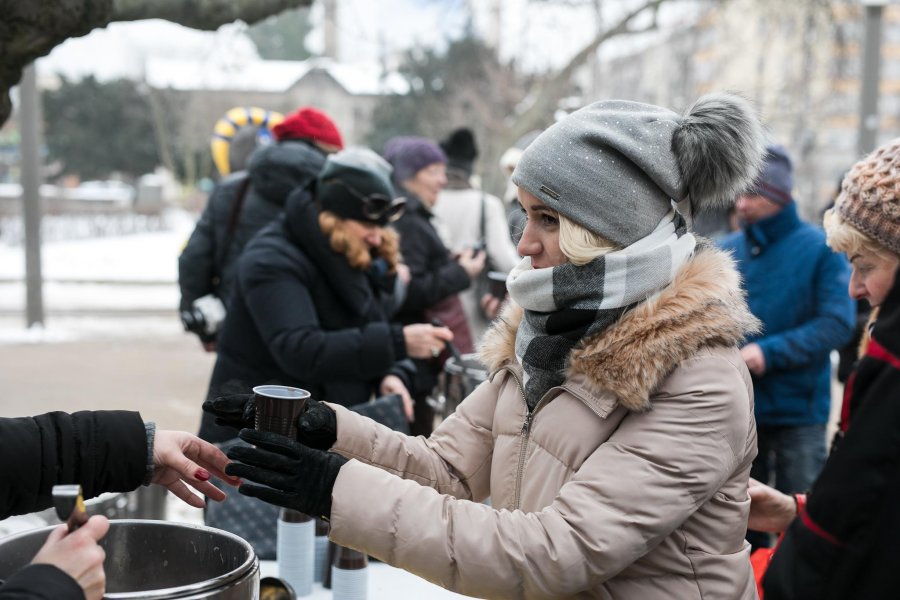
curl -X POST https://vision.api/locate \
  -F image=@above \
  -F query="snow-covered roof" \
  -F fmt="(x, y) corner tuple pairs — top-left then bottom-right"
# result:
(145, 56), (408, 96)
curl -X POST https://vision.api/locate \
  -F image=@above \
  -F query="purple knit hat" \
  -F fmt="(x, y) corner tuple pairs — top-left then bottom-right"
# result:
(383, 136), (446, 185)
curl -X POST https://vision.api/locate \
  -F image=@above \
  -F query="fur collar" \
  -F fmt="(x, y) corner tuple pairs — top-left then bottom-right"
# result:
(479, 246), (760, 412)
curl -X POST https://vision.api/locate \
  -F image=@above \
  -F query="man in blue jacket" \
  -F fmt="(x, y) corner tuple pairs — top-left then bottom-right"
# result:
(720, 144), (853, 544)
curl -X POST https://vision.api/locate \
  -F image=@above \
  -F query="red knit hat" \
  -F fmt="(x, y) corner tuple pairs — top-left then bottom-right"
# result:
(272, 107), (344, 150)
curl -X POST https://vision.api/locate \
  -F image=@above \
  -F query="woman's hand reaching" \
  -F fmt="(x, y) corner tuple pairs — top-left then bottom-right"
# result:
(151, 430), (241, 507)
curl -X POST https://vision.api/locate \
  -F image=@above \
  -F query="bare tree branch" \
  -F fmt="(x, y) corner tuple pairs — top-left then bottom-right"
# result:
(509, 0), (667, 141)
(112, 0), (312, 31)
(0, 0), (312, 125)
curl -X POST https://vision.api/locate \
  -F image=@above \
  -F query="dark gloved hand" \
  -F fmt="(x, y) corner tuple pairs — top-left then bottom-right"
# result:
(225, 428), (348, 520)
(202, 395), (337, 450)
(202, 394), (255, 430)
(297, 400), (337, 450)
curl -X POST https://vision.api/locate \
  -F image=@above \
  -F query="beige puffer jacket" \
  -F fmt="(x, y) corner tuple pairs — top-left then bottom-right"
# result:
(328, 247), (761, 599)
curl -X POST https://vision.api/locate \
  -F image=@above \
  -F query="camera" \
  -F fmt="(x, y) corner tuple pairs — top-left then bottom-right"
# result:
(181, 294), (227, 338)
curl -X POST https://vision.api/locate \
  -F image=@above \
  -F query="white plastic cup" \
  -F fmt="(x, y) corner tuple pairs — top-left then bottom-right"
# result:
(331, 565), (368, 600)
(277, 516), (314, 597)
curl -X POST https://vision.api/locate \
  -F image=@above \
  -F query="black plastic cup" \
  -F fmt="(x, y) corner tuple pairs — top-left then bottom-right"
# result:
(252, 385), (310, 438)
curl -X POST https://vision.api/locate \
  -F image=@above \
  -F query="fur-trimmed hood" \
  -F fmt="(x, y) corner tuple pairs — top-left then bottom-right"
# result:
(480, 245), (760, 412)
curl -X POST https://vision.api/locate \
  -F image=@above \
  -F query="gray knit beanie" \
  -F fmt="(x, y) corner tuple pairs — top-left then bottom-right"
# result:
(511, 93), (766, 246)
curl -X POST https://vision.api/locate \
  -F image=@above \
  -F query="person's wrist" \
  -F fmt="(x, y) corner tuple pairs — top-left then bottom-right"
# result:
(143, 422), (157, 486)
(390, 324), (408, 359)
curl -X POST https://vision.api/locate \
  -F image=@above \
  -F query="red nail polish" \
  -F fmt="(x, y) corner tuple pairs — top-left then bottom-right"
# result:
(195, 469), (210, 481)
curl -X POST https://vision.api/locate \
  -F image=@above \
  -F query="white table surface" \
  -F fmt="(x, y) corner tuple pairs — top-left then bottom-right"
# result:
(260, 559), (477, 600)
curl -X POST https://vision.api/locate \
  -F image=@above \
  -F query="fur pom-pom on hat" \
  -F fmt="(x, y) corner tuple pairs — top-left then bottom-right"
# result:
(673, 93), (766, 214)
(511, 93), (765, 246)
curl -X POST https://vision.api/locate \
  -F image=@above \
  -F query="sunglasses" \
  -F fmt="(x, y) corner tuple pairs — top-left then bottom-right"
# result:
(325, 178), (406, 222)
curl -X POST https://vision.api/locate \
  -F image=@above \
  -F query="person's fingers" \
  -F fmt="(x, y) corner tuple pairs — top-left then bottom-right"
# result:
(402, 393), (414, 421)
(188, 479), (225, 508)
(180, 476), (226, 503)
(165, 479), (207, 508)
(43, 523), (68, 545)
(158, 440), (220, 490)
(433, 326), (454, 341)
(79, 515), (110, 542)
(154, 432), (235, 484)
(186, 436), (240, 485)
(748, 486), (768, 501)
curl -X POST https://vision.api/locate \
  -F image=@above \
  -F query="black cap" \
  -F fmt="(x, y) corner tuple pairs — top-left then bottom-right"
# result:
(439, 128), (478, 174)
(317, 148), (404, 226)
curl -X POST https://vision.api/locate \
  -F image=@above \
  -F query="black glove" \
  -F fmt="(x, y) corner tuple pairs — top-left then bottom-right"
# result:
(297, 400), (338, 450)
(225, 428), (347, 520)
(203, 395), (337, 451)
(202, 394), (255, 430)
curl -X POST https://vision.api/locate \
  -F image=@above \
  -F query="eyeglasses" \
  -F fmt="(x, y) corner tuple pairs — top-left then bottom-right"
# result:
(324, 178), (406, 222)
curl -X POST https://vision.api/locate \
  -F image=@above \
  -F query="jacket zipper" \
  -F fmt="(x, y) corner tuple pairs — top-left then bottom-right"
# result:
(505, 367), (550, 510)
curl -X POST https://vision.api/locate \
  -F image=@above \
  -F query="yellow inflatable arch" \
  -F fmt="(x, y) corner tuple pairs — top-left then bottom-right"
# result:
(210, 106), (285, 176)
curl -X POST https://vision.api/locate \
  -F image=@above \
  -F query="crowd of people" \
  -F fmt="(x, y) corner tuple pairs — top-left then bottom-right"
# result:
(3, 89), (899, 600)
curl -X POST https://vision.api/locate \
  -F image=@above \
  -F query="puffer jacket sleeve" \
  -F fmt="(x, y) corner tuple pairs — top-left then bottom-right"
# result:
(328, 353), (752, 599)
(0, 564), (84, 600)
(239, 252), (400, 384)
(0, 411), (147, 519)
(756, 248), (854, 371)
(329, 376), (499, 500)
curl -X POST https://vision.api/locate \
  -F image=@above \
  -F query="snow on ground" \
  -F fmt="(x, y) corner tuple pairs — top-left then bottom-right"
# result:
(0, 209), (195, 282)
(0, 209), (197, 344)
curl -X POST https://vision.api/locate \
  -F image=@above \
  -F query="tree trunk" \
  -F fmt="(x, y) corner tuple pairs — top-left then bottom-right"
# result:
(0, 0), (312, 125)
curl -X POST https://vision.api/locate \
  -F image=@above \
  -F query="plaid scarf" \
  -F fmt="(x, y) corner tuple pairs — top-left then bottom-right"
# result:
(507, 210), (696, 410)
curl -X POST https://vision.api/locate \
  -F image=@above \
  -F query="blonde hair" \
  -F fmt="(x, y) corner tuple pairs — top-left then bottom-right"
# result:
(318, 211), (400, 271)
(823, 208), (898, 262)
(557, 213), (620, 265)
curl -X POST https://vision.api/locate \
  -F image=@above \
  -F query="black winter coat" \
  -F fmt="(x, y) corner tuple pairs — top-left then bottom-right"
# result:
(178, 141), (327, 333)
(0, 410), (147, 600)
(764, 269), (900, 600)
(200, 189), (411, 443)
(390, 195), (470, 325)
(390, 195), (471, 397)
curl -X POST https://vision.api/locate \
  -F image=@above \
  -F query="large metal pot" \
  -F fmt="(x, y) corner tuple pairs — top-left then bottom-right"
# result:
(0, 520), (259, 599)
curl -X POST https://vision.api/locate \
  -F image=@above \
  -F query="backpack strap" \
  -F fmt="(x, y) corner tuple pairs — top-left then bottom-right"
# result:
(215, 174), (252, 272)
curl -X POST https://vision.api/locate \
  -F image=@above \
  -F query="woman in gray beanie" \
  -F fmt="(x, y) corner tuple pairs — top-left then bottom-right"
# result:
(217, 94), (766, 599)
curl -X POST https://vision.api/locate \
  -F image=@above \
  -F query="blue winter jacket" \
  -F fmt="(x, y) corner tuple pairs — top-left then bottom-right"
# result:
(719, 203), (854, 427)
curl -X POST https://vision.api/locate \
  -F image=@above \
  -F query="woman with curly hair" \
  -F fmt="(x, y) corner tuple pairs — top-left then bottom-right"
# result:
(199, 148), (452, 443)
